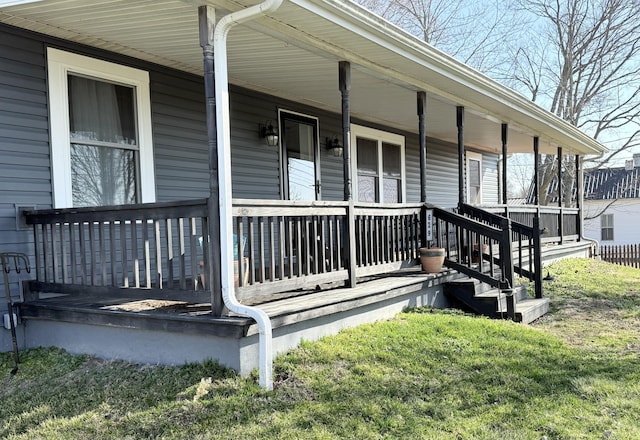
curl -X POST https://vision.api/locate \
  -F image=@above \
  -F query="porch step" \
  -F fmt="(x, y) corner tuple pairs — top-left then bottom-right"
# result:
(513, 297), (549, 324)
(444, 279), (548, 324)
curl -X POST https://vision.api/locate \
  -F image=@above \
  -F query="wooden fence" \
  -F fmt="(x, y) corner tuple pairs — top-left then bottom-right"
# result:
(600, 244), (640, 268)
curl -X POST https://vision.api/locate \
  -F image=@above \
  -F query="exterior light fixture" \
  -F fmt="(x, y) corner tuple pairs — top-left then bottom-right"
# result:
(259, 121), (279, 147)
(326, 136), (343, 157)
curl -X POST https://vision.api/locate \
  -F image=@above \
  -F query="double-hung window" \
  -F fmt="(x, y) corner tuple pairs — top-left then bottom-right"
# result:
(351, 125), (405, 203)
(601, 213), (614, 241)
(47, 48), (155, 208)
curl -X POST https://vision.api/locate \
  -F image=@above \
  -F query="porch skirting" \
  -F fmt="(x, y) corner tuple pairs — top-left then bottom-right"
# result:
(17, 268), (458, 374)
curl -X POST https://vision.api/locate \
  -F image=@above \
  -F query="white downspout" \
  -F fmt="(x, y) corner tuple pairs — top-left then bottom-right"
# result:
(214, 0), (284, 390)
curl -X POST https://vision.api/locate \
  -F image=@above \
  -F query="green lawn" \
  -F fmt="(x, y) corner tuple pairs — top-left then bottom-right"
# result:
(1, 258), (639, 439)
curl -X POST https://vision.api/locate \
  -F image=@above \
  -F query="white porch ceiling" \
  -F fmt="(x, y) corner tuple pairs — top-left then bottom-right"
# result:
(0, 0), (607, 156)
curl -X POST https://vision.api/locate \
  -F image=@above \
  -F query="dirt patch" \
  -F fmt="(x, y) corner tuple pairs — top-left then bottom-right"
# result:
(101, 299), (211, 314)
(534, 297), (640, 356)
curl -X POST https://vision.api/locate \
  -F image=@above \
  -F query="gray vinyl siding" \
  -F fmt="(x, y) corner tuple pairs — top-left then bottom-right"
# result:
(426, 139), (459, 208)
(0, 33), (49, 246)
(481, 152), (500, 205)
(151, 73), (209, 201)
(0, 28), (49, 336)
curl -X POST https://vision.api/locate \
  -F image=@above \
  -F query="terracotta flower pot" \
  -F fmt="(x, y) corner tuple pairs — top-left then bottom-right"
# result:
(472, 243), (489, 263)
(419, 247), (445, 273)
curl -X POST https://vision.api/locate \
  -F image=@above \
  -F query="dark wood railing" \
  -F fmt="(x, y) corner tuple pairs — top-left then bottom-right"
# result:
(230, 199), (350, 302)
(23, 198), (543, 310)
(483, 205), (579, 244)
(353, 203), (422, 276)
(231, 200), (422, 302)
(458, 204), (542, 298)
(24, 199), (209, 295)
(431, 205), (514, 291)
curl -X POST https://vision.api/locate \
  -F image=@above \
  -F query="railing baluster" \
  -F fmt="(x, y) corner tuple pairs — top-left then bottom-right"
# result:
(258, 216), (266, 283)
(295, 217), (302, 278)
(78, 221), (87, 285)
(109, 221), (117, 286)
(189, 217), (198, 290)
(335, 215), (342, 270)
(131, 219), (140, 288)
(121, 220), (128, 288)
(89, 221), (96, 286)
(99, 222), (106, 286)
(154, 220), (162, 289)
(178, 217), (186, 290)
(269, 216), (276, 281)
(279, 216), (286, 280)
(33, 224), (42, 283)
(304, 216), (311, 275)
(69, 222), (77, 284)
(50, 223), (58, 283)
(247, 216), (255, 285)
(166, 218), (174, 287)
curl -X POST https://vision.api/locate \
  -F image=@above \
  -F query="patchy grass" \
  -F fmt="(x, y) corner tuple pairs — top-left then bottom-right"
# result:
(1, 258), (639, 439)
(536, 258), (640, 357)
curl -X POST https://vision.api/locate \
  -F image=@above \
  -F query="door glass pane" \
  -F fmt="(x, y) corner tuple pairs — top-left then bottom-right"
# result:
(283, 117), (316, 200)
(357, 137), (378, 202)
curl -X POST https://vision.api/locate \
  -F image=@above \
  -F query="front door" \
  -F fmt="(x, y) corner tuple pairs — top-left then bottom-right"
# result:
(280, 111), (320, 200)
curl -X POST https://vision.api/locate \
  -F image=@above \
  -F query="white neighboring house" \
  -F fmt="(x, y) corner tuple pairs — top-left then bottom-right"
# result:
(583, 160), (640, 246)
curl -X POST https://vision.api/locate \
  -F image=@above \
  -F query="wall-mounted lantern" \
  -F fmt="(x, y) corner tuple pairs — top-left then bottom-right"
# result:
(326, 136), (343, 157)
(259, 121), (279, 147)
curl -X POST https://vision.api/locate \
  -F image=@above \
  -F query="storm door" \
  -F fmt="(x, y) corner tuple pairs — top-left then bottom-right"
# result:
(280, 111), (320, 200)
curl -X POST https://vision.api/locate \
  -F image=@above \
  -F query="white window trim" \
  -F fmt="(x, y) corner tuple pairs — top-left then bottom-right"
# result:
(466, 151), (483, 205)
(47, 48), (155, 208)
(351, 124), (406, 203)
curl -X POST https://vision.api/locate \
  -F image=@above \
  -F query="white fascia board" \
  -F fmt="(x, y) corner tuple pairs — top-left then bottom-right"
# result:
(287, 0), (607, 156)
(0, 0), (44, 6)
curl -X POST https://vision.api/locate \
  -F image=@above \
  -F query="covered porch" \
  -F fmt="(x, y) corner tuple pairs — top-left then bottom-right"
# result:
(0, 0), (605, 388)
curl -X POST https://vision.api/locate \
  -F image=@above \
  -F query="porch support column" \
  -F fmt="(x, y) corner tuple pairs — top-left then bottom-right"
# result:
(418, 91), (428, 246)
(557, 146), (564, 243)
(576, 154), (583, 241)
(501, 123), (508, 206)
(457, 106), (465, 208)
(340, 61), (352, 201)
(199, 5), (223, 316)
(533, 136), (540, 206)
(339, 61), (356, 288)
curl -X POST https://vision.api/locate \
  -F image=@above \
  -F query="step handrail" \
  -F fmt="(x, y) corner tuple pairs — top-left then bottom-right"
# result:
(429, 205), (513, 290)
(457, 203), (543, 298)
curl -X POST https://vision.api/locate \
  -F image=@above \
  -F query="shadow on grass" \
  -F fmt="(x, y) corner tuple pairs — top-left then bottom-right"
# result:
(1, 310), (638, 439)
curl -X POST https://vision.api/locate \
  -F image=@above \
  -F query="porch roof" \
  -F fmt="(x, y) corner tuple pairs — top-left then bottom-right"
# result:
(1, 0), (607, 156)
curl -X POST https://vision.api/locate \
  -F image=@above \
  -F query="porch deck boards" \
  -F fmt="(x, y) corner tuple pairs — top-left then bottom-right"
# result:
(19, 289), (252, 338)
(244, 266), (457, 333)
(19, 266), (457, 338)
